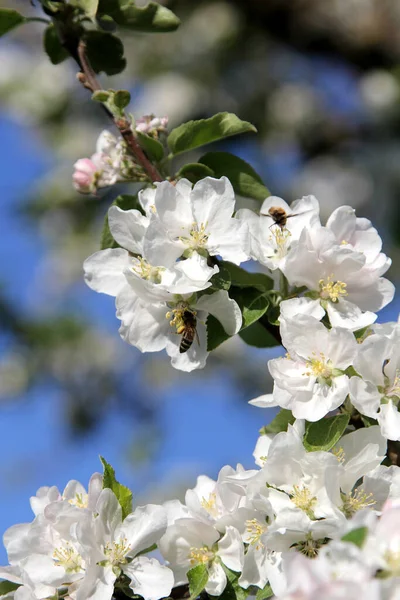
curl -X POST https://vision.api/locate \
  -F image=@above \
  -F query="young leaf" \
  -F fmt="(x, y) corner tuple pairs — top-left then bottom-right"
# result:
(0, 581), (20, 596)
(207, 315), (230, 352)
(100, 456), (133, 520)
(98, 0), (180, 32)
(239, 321), (279, 348)
(77, 0), (99, 18)
(232, 288), (269, 329)
(187, 564), (208, 600)
(222, 262), (273, 292)
(175, 163), (215, 184)
(341, 527), (368, 548)
(0, 9), (26, 37)
(259, 409), (295, 435)
(168, 112), (257, 156)
(136, 132), (164, 163)
(43, 24), (69, 65)
(200, 152), (270, 201)
(219, 565), (249, 600)
(114, 90), (131, 110)
(303, 414), (350, 452)
(101, 194), (141, 250)
(85, 31), (126, 75)
(255, 583), (273, 600)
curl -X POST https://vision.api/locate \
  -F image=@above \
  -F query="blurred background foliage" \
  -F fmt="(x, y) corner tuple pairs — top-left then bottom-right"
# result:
(0, 0), (400, 545)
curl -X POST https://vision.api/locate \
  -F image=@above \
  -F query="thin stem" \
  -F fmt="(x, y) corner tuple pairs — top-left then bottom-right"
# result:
(76, 40), (163, 183)
(279, 270), (289, 299)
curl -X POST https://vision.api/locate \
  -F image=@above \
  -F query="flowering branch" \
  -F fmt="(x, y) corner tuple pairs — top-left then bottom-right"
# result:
(77, 40), (163, 183)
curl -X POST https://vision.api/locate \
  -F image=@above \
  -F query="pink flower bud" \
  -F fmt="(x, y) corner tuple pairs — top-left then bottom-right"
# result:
(135, 114), (168, 135)
(73, 158), (98, 194)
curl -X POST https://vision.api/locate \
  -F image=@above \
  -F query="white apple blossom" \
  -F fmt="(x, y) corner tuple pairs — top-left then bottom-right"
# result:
(135, 115), (168, 135)
(142, 177), (250, 267)
(159, 517), (243, 596)
(250, 315), (358, 420)
(236, 195), (320, 272)
(76, 489), (173, 600)
(281, 226), (394, 330)
(349, 327), (400, 441)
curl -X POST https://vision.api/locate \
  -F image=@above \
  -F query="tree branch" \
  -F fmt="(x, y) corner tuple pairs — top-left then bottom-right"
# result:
(76, 40), (163, 183)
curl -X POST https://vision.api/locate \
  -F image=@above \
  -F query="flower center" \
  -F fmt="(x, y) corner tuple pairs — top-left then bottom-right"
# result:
(332, 446), (346, 464)
(201, 493), (218, 517)
(53, 543), (83, 573)
(103, 537), (130, 566)
(385, 369), (400, 399)
(166, 304), (196, 334)
(189, 546), (214, 567)
(270, 228), (292, 259)
(294, 533), (326, 558)
(341, 488), (375, 518)
(245, 519), (267, 550)
(304, 351), (333, 381)
(179, 222), (209, 251)
(290, 485), (317, 518)
(67, 492), (88, 509)
(319, 276), (348, 303)
(384, 550), (400, 576)
(131, 257), (163, 283)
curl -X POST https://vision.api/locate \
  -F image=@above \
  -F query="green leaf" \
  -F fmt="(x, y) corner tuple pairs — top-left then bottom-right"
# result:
(98, 0), (180, 32)
(200, 152), (270, 201)
(85, 31), (126, 75)
(303, 414), (350, 452)
(101, 194), (141, 250)
(187, 564), (208, 600)
(222, 262), (273, 292)
(114, 89), (131, 110)
(175, 163), (215, 184)
(0, 581), (20, 595)
(341, 527), (368, 548)
(92, 90), (111, 102)
(207, 286), (269, 352)
(136, 132), (164, 163)
(43, 24), (69, 65)
(168, 112), (257, 156)
(255, 583), (273, 600)
(361, 415), (378, 427)
(239, 321), (279, 348)
(209, 263), (231, 291)
(77, 0), (99, 18)
(233, 288), (269, 329)
(219, 565), (249, 600)
(0, 9), (26, 37)
(100, 457), (133, 520)
(259, 409), (295, 435)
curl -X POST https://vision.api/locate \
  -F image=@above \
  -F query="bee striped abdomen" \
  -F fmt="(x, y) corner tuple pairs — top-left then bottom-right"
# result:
(179, 331), (195, 353)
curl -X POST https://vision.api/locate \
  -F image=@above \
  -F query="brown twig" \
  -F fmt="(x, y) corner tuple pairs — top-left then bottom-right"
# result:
(77, 40), (163, 183)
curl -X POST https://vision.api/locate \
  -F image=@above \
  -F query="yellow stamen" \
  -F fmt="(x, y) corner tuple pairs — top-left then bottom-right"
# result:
(67, 492), (88, 509)
(53, 543), (83, 573)
(103, 537), (130, 566)
(290, 485), (317, 518)
(245, 519), (266, 550)
(201, 493), (218, 517)
(303, 351), (332, 380)
(319, 276), (348, 303)
(332, 447), (346, 464)
(341, 488), (375, 518)
(189, 546), (214, 566)
(269, 227), (292, 259)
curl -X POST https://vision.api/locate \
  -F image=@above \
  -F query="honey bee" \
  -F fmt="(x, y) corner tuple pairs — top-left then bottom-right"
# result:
(177, 309), (199, 353)
(262, 206), (298, 230)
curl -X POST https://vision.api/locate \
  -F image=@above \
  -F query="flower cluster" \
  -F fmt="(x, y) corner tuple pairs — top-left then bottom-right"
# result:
(2, 422), (400, 599)
(73, 115), (168, 194)
(83, 175), (246, 371)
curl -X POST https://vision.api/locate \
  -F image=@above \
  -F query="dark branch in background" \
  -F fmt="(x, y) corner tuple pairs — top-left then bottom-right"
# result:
(53, 9), (163, 183)
(76, 41), (163, 183)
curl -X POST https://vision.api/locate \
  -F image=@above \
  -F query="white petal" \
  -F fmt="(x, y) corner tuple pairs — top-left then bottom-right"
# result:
(96, 488), (122, 539)
(348, 377), (381, 419)
(122, 504), (167, 558)
(207, 219), (250, 265)
(108, 206), (148, 254)
(326, 299), (376, 331)
(280, 297), (325, 322)
(195, 290), (242, 335)
(75, 564), (116, 600)
(143, 219), (184, 268)
(217, 526), (244, 572)
(378, 400), (400, 441)
(191, 176), (235, 228)
(205, 561), (227, 596)
(154, 181), (193, 236)
(123, 556), (174, 600)
(248, 394), (277, 408)
(84, 249), (130, 296)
